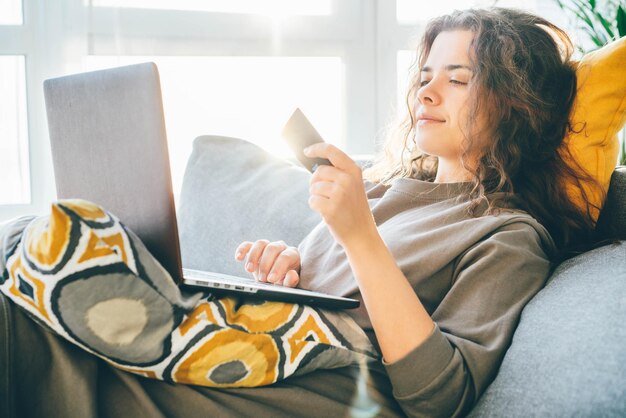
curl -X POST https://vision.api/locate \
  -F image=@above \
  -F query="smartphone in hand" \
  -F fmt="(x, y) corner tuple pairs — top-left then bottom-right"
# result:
(281, 108), (333, 172)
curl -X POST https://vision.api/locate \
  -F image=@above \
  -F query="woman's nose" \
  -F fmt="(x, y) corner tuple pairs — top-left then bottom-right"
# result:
(416, 81), (440, 105)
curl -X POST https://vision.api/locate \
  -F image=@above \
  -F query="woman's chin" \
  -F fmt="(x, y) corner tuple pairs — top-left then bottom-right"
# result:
(414, 137), (442, 157)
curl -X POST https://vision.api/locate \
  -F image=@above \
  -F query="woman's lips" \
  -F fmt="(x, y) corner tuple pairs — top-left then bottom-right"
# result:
(417, 118), (445, 126)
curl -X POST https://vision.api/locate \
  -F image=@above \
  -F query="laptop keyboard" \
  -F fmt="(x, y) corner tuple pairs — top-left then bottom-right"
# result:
(182, 268), (285, 288)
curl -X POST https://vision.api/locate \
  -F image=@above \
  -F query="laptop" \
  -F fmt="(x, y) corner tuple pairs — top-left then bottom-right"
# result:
(43, 62), (359, 310)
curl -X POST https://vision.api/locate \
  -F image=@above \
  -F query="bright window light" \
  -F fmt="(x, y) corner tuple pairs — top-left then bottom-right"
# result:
(0, 0), (23, 25)
(396, 0), (534, 24)
(90, 0), (332, 16)
(397, 50), (416, 116)
(82, 56), (344, 201)
(397, 0), (474, 24)
(0, 56), (30, 205)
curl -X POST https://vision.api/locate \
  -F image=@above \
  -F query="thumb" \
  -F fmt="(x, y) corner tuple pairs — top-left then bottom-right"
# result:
(282, 269), (300, 288)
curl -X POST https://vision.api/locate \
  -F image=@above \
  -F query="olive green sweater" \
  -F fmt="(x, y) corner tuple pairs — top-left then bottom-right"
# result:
(297, 178), (555, 417)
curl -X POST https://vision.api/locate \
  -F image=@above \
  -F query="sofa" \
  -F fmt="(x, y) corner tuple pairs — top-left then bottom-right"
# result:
(1, 135), (625, 417)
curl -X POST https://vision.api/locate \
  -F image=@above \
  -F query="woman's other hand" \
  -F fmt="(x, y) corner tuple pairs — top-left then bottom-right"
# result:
(234, 239), (301, 288)
(303, 143), (378, 248)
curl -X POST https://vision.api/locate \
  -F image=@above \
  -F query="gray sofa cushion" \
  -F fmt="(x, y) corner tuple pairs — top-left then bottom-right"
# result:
(177, 135), (320, 276)
(469, 242), (626, 417)
(596, 166), (626, 240)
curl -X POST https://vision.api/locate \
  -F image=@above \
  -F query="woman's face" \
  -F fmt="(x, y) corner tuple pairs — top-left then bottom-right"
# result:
(413, 30), (477, 162)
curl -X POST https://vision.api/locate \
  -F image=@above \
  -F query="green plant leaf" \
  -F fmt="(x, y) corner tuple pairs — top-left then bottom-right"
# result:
(570, 0), (603, 35)
(596, 25), (610, 44)
(574, 0), (613, 44)
(553, 0), (622, 50)
(618, 6), (626, 37)
(563, 1), (595, 30)
(594, 10), (616, 40)
(581, 25), (605, 46)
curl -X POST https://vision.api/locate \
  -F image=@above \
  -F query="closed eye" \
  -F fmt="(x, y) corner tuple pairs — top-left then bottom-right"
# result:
(419, 79), (467, 87)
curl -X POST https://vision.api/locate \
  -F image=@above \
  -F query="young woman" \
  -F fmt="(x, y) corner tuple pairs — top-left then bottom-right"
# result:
(232, 7), (597, 417)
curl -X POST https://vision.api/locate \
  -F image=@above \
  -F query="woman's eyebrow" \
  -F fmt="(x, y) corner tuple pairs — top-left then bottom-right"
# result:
(420, 64), (473, 73)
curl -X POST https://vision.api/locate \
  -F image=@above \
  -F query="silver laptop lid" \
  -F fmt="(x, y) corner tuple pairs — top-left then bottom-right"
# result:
(44, 62), (183, 282)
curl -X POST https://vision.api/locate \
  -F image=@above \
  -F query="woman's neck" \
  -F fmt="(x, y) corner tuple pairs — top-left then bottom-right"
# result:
(434, 158), (474, 183)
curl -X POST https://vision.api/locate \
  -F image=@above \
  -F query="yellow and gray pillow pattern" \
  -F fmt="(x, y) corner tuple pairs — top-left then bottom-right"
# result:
(0, 199), (376, 387)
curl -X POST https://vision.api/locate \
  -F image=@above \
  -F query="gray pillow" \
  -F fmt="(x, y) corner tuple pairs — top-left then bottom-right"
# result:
(469, 242), (626, 417)
(177, 135), (321, 277)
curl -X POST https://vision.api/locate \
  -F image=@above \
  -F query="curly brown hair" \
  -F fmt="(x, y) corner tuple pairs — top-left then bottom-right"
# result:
(362, 7), (602, 260)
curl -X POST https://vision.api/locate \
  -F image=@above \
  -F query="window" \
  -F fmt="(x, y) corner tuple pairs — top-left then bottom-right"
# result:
(397, 0), (539, 24)
(1, 0), (30, 211)
(91, 0), (332, 16)
(396, 50), (416, 116)
(0, 0), (22, 24)
(0, 56), (29, 204)
(0, 0), (570, 221)
(83, 55), (344, 196)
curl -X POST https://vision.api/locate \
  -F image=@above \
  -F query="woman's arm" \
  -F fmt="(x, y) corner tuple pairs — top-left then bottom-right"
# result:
(343, 224), (436, 364)
(302, 143), (552, 417)
(302, 142), (436, 362)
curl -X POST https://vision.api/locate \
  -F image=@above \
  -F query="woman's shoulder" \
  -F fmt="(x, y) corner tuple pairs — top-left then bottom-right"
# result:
(478, 205), (557, 259)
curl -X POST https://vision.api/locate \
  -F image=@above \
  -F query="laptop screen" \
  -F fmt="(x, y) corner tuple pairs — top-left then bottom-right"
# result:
(44, 62), (183, 282)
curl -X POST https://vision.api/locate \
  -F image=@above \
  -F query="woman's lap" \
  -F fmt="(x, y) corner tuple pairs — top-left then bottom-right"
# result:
(100, 364), (401, 418)
(6, 296), (403, 418)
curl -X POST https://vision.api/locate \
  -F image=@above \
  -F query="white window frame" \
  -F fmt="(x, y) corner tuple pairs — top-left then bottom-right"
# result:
(0, 0), (63, 221)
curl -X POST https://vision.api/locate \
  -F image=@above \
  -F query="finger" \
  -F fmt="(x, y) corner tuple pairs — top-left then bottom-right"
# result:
(256, 241), (287, 282)
(235, 242), (253, 261)
(245, 239), (270, 273)
(309, 180), (335, 199)
(281, 270), (300, 288)
(266, 248), (298, 283)
(303, 143), (358, 173)
(308, 194), (335, 217)
(310, 164), (341, 183)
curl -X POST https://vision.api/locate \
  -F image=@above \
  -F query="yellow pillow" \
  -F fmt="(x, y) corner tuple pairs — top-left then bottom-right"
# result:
(565, 36), (626, 221)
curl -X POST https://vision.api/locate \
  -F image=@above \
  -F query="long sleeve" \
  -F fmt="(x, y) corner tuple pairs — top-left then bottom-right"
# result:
(382, 220), (553, 417)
